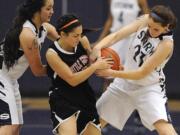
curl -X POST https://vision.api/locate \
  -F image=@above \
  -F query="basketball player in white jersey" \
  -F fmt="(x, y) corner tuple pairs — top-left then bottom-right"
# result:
(92, 5), (178, 135)
(0, 0), (59, 135)
(98, 1), (149, 132)
(98, 0), (149, 93)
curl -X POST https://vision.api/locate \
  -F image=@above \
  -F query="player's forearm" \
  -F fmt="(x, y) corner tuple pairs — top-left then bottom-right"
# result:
(31, 65), (47, 77)
(66, 64), (97, 87)
(111, 69), (147, 80)
(94, 32), (118, 50)
(98, 19), (112, 41)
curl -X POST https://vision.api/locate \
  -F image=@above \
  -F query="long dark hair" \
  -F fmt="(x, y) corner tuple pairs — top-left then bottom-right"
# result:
(3, 0), (46, 69)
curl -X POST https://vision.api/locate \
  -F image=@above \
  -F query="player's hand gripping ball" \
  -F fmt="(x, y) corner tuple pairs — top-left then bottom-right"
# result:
(101, 48), (121, 70)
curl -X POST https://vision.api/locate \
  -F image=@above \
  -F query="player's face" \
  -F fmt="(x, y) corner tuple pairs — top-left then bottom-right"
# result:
(147, 18), (169, 38)
(40, 0), (54, 22)
(65, 26), (83, 48)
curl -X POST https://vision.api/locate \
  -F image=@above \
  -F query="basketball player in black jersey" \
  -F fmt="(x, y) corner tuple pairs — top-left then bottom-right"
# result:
(46, 14), (113, 135)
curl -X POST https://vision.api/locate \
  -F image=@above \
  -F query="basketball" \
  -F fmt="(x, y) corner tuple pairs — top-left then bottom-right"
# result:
(101, 48), (121, 70)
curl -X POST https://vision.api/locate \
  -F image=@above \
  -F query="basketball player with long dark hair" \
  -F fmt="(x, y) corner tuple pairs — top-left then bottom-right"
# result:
(0, 0), (59, 135)
(46, 14), (113, 135)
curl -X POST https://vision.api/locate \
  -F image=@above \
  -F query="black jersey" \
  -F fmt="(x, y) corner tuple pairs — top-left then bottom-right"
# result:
(47, 41), (96, 111)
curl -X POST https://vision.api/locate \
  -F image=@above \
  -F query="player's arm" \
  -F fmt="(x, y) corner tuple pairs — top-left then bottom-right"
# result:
(80, 36), (92, 55)
(43, 22), (60, 41)
(20, 28), (47, 76)
(138, 0), (149, 14)
(97, 0), (113, 41)
(46, 49), (112, 87)
(92, 15), (148, 57)
(97, 40), (173, 80)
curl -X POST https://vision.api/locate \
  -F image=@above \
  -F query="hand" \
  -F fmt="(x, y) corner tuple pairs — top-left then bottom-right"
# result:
(119, 65), (124, 70)
(89, 47), (101, 62)
(96, 64), (124, 78)
(93, 57), (114, 70)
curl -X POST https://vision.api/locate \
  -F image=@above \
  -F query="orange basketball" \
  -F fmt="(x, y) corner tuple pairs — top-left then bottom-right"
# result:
(101, 48), (121, 70)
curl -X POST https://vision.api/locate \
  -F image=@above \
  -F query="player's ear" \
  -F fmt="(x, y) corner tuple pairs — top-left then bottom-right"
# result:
(60, 31), (68, 37)
(165, 24), (170, 32)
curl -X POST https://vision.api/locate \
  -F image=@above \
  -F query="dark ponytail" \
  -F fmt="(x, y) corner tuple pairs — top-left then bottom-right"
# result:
(3, 0), (46, 69)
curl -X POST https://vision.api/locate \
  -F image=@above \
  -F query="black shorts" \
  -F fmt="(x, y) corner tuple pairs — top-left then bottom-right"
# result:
(49, 90), (100, 134)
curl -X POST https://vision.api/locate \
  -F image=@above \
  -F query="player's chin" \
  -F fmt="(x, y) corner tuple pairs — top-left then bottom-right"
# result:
(46, 18), (51, 22)
(46, 17), (52, 22)
(149, 32), (159, 38)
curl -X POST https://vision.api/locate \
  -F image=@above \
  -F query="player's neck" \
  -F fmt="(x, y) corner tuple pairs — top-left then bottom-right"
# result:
(57, 39), (74, 52)
(31, 16), (42, 31)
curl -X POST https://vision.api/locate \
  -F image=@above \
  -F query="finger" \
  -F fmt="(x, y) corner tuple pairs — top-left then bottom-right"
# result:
(102, 57), (113, 61)
(107, 61), (114, 65)
(119, 65), (124, 70)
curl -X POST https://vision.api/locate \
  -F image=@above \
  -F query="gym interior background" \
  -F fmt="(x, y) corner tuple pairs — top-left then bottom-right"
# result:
(0, 0), (180, 99)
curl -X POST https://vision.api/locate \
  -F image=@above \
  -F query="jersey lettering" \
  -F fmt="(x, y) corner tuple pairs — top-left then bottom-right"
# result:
(70, 55), (89, 73)
(133, 44), (146, 67)
(133, 31), (155, 67)
(118, 12), (124, 23)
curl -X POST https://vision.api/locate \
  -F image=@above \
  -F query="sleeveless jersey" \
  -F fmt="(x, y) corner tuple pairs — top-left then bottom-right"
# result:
(1, 20), (47, 80)
(47, 41), (93, 95)
(47, 41), (96, 106)
(117, 27), (173, 86)
(110, 0), (140, 32)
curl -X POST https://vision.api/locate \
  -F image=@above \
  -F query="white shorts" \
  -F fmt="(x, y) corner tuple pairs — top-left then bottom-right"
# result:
(96, 81), (171, 131)
(0, 74), (23, 125)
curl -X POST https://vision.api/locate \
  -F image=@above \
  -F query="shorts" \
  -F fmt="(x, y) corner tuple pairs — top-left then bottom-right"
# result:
(49, 90), (101, 135)
(96, 81), (171, 131)
(0, 74), (23, 125)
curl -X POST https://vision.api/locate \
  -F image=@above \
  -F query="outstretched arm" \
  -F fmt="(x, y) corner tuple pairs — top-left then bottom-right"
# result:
(97, 0), (113, 42)
(97, 40), (173, 80)
(92, 15), (148, 59)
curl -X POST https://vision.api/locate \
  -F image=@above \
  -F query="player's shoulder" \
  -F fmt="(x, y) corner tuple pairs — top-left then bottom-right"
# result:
(136, 14), (149, 29)
(137, 14), (149, 22)
(20, 28), (36, 42)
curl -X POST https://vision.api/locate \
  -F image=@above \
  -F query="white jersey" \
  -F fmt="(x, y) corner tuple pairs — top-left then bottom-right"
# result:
(109, 0), (141, 64)
(110, 0), (140, 32)
(1, 20), (47, 80)
(115, 27), (173, 87)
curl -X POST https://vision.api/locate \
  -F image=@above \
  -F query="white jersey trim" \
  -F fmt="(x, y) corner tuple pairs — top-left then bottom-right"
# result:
(54, 41), (77, 55)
